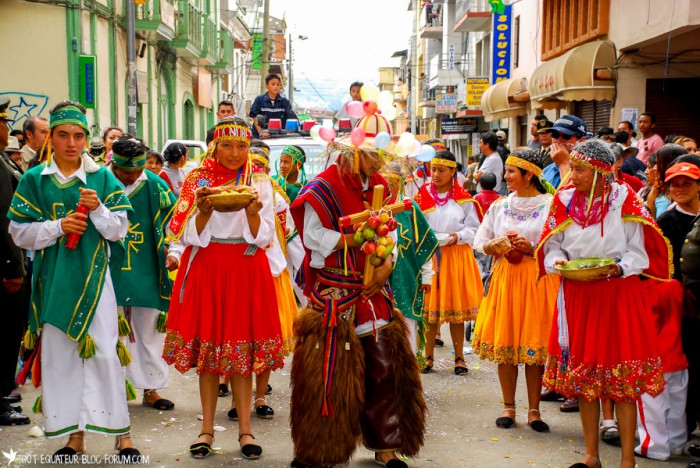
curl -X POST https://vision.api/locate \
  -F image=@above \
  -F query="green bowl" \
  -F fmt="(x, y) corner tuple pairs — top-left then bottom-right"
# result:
(555, 257), (616, 281)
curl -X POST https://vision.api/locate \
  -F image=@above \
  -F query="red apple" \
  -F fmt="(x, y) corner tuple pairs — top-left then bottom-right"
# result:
(362, 241), (377, 255)
(367, 215), (381, 230)
(386, 218), (398, 231)
(376, 223), (390, 237)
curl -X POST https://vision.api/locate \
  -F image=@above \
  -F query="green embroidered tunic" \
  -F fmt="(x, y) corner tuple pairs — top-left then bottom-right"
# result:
(114, 170), (177, 311)
(8, 164), (132, 342)
(390, 202), (439, 322)
(274, 174), (303, 203)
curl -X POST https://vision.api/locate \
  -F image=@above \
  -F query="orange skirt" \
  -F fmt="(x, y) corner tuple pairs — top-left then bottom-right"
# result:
(424, 244), (483, 324)
(473, 257), (559, 365)
(273, 269), (298, 356)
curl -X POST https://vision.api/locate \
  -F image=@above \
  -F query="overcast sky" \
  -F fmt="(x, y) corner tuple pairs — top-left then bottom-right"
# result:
(270, 0), (414, 111)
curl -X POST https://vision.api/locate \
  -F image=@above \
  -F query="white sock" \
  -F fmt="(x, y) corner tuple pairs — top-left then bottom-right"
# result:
(601, 419), (616, 428)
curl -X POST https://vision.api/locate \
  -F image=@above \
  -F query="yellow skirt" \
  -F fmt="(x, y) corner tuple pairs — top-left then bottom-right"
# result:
(472, 256), (559, 366)
(424, 244), (484, 324)
(273, 269), (298, 356)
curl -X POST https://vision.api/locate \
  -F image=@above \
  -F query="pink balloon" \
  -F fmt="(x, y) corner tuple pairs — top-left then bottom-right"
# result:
(346, 101), (366, 119)
(319, 127), (336, 142)
(363, 100), (378, 115)
(350, 128), (366, 146)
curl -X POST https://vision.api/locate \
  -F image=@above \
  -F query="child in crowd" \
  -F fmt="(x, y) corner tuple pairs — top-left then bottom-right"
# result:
(146, 150), (163, 174)
(474, 172), (502, 214)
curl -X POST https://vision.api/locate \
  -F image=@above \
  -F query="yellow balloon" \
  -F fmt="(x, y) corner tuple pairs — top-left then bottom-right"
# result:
(360, 84), (379, 102)
(382, 106), (397, 121)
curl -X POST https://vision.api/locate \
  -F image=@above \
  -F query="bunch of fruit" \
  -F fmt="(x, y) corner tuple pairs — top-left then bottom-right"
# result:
(352, 211), (399, 266)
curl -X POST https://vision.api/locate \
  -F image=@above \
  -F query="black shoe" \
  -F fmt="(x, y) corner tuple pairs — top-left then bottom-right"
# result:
(118, 447), (143, 464)
(10, 403), (22, 413)
(255, 404), (274, 419)
(540, 390), (565, 402)
(217, 383), (229, 397)
(227, 407), (238, 421)
(238, 433), (262, 459)
(374, 453), (408, 467)
(1, 392), (21, 404)
(51, 447), (78, 464)
(435, 338), (445, 347)
(528, 419), (550, 433)
(0, 409), (30, 426)
(423, 355), (433, 374)
(291, 460), (313, 468)
(454, 357), (469, 375)
(189, 432), (214, 459)
(266, 384), (272, 395)
(688, 444), (700, 457)
(496, 404), (516, 429)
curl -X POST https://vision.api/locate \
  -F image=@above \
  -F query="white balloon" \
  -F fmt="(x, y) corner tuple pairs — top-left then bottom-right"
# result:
(381, 106), (397, 121)
(377, 90), (394, 109)
(310, 125), (324, 144)
(409, 140), (422, 157)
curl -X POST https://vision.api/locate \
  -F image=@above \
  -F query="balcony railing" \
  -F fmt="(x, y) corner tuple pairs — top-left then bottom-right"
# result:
(207, 29), (234, 75)
(453, 0), (492, 33)
(200, 17), (218, 64)
(171, 0), (203, 59)
(135, 0), (176, 41)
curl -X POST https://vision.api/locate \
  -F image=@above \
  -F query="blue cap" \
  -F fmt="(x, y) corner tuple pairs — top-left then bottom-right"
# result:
(552, 115), (587, 137)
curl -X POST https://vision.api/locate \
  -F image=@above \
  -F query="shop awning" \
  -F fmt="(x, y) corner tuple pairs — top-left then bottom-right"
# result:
(529, 40), (616, 109)
(480, 78), (528, 122)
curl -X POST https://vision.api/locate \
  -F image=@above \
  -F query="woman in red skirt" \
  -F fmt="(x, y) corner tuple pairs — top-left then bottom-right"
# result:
(535, 139), (670, 468)
(163, 117), (284, 460)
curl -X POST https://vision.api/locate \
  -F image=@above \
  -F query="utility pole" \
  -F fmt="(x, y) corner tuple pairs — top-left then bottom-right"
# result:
(411, 0), (419, 135)
(259, 0), (270, 93)
(288, 34), (293, 106)
(126, 0), (137, 135)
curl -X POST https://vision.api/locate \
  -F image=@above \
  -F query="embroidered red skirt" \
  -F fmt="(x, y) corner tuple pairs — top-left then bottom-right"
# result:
(543, 275), (665, 403)
(163, 242), (285, 378)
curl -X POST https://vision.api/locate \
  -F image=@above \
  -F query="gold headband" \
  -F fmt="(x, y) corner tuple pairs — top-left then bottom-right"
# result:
(431, 158), (457, 168)
(505, 155), (542, 177)
(382, 172), (403, 182)
(251, 153), (269, 167)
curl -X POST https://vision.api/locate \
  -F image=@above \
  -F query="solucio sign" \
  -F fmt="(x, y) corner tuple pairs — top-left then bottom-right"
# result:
(491, 5), (512, 85)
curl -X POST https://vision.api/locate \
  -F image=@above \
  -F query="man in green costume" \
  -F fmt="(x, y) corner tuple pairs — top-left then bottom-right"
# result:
(275, 145), (307, 202)
(109, 135), (178, 411)
(382, 161), (439, 360)
(8, 101), (142, 462)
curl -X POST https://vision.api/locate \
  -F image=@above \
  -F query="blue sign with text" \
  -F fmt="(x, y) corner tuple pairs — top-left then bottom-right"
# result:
(491, 4), (512, 84)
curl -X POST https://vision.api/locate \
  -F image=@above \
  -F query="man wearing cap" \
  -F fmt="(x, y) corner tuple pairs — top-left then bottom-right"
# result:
(4, 136), (23, 168)
(536, 118), (555, 167)
(19, 116), (49, 172)
(495, 130), (510, 163)
(109, 135), (178, 413)
(541, 115), (588, 189)
(0, 97), (31, 426)
(527, 114), (547, 151)
(7, 101), (142, 461)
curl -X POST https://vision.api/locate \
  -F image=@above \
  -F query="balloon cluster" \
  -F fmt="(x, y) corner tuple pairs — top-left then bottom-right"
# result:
(352, 211), (398, 266)
(394, 132), (437, 162)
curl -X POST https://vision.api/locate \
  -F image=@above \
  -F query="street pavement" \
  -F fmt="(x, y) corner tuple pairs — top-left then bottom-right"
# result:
(1, 325), (693, 467)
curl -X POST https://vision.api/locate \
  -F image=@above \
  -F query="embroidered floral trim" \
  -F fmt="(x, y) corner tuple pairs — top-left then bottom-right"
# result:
(472, 336), (548, 366)
(502, 200), (547, 222)
(163, 332), (285, 378)
(424, 308), (478, 324)
(543, 355), (665, 403)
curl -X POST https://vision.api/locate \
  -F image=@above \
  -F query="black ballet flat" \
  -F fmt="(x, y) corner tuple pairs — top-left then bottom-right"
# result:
(51, 447), (79, 464)
(238, 433), (262, 460)
(227, 407), (238, 421)
(496, 403), (516, 429)
(528, 409), (550, 433)
(189, 432), (214, 459)
(254, 402), (275, 419)
(435, 338), (445, 347)
(118, 447), (143, 464)
(218, 383), (229, 397)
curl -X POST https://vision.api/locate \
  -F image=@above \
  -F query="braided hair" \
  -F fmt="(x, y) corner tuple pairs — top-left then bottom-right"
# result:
(163, 142), (188, 164)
